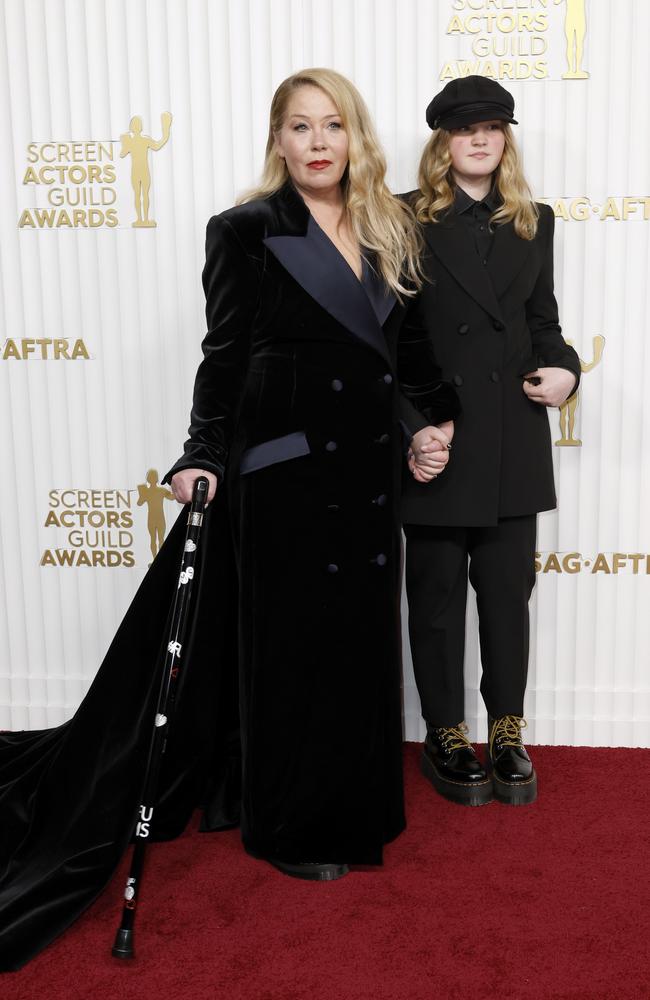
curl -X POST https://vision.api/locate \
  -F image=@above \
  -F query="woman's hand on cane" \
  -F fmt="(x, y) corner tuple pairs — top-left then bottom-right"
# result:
(171, 469), (218, 504)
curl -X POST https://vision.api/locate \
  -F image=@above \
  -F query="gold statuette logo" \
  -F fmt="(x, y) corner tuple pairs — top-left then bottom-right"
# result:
(137, 469), (175, 564)
(41, 467), (175, 569)
(557, 0), (589, 79)
(120, 113), (173, 228)
(556, 335), (605, 447)
(438, 0), (589, 82)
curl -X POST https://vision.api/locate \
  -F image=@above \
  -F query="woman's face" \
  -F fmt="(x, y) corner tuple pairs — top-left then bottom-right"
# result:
(274, 85), (349, 198)
(448, 120), (506, 184)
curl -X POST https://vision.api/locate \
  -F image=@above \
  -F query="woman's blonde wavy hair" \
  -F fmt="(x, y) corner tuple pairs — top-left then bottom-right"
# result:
(239, 68), (422, 297)
(414, 124), (539, 240)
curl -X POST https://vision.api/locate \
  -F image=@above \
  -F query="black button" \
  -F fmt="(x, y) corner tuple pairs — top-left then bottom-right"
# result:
(490, 371), (500, 383)
(457, 323), (469, 335)
(453, 375), (463, 387)
(492, 320), (504, 331)
(482, 259), (488, 266)
(378, 433), (390, 445)
(374, 494), (388, 507)
(327, 563), (339, 574)
(383, 373), (393, 384)
(327, 504), (340, 512)
(331, 378), (343, 392)
(325, 441), (338, 452)
(373, 553), (387, 567)
(479, 225), (485, 231)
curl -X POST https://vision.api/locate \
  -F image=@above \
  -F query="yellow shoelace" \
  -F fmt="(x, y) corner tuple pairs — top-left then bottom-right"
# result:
(489, 715), (527, 755)
(434, 722), (472, 752)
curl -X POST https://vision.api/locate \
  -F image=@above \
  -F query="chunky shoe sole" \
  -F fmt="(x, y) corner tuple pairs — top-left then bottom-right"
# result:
(246, 849), (349, 881)
(491, 767), (538, 806)
(421, 750), (493, 806)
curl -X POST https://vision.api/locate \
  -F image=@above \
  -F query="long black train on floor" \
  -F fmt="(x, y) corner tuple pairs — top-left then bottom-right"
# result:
(0, 489), (241, 972)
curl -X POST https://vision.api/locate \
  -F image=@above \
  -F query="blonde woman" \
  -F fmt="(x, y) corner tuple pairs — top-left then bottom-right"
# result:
(403, 77), (580, 807)
(167, 69), (458, 879)
(0, 69), (460, 970)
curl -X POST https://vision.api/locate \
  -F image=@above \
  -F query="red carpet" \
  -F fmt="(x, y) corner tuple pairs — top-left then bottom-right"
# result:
(4, 744), (649, 1000)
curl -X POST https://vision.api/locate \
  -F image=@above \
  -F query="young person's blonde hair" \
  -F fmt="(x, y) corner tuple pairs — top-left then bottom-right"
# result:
(414, 124), (539, 240)
(239, 68), (422, 297)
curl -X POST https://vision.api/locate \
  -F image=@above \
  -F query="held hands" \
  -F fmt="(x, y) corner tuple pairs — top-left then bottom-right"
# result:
(522, 368), (577, 407)
(408, 420), (454, 484)
(171, 468), (218, 504)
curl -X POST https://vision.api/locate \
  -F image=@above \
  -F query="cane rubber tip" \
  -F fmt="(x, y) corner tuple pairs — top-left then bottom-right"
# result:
(112, 928), (134, 959)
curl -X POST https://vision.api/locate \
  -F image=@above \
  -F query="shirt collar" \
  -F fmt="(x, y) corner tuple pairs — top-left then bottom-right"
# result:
(454, 184), (500, 214)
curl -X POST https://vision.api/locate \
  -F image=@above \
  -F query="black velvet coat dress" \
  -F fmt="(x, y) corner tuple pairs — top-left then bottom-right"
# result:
(0, 182), (457, 969)
(162, 181), (459, 865)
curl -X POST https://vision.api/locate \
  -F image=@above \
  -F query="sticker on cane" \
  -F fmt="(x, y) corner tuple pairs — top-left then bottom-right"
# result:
(188, 512), (203, 527)
(184, 539), (196, 552)
(178, 566), (194, 588)
(155, 713), (167, 727)
(167, 640), (182, 658)
(135, 805), (153, 839)
(124, 885), (135, 901)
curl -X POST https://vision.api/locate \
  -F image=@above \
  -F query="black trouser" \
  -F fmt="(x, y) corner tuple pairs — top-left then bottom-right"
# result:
(404, 515), (537, 728)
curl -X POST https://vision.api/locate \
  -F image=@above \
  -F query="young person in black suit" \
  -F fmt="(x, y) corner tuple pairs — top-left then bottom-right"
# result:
(404, 76), (580, 806)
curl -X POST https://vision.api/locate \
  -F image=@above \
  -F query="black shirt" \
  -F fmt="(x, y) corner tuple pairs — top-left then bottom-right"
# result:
(454, 185), (500, 265)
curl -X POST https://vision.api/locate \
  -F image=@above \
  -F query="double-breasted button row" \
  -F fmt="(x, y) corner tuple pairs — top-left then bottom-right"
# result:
(457, 320), (504, 335)
(326, 554), (387, 573)
(325, 440), (338, 452)
(452, 373), (501, 386)
(330, 374), (393, 390)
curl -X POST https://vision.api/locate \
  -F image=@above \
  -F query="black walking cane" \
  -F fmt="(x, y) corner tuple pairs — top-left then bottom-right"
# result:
(112, 475), (210, 959)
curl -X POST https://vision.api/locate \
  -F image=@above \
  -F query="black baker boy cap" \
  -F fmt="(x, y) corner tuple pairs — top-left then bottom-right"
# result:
(426, 75), (518, 131)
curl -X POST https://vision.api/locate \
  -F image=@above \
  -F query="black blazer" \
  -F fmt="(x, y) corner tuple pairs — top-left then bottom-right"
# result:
(165, 182), (458, 488)
(402, 200), (580, 527)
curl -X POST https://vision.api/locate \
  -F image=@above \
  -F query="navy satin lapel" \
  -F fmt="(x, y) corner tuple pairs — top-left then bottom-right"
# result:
(486, 221), (532, 299)
(264, 218), (392, 366)
(423, 218), (503, 322)
(362, 257), (397, 327)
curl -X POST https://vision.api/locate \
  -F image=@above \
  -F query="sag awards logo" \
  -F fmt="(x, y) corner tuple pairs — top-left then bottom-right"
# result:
(40, 468), (175, 569)
(439, 0), (589, 81)
(556, 335), (604, 447)
(18, 112), (173, 230)
(536, 552), (650, 575)
(1, 337), (90, 361)
(541, 197), (650, 222)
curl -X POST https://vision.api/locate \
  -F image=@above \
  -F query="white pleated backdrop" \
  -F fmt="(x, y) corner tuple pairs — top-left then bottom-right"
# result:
(0, 0), (648, 746)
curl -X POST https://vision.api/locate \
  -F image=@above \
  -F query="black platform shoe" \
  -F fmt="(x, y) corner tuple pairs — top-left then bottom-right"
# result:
(421, 723), (493, 806)
(487, 715), (537, 806)
(266, 860), (349, 881)
(246, 849), (349, 881)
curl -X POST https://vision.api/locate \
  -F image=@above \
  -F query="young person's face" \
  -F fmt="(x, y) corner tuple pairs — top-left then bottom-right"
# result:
(448, 120), (506, 183)
(274, 85), (349, 198)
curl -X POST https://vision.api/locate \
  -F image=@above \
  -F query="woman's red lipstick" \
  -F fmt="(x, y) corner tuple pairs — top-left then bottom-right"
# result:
(307, 160), (332, 169)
